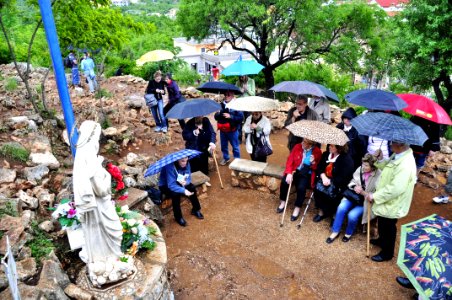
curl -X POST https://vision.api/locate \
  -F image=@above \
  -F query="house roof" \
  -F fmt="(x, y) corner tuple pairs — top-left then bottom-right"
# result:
(370, 0), (409, 8)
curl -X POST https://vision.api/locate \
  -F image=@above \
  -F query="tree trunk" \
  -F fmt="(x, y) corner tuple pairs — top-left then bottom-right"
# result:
(433, 70), (452, 114)
(263, 67), (275, 91)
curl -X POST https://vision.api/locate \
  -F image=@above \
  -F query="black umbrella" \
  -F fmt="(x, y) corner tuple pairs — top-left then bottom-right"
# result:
(197, 82), (242, 95)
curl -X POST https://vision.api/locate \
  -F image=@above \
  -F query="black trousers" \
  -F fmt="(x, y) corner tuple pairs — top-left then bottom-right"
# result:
(377, 216), (398, 259)
(279, 172), (310, 207)
(314, 188), (340, 217)
(190, 151), (209, 175)
(164, 101), (186, 129)
(159, 183), (201, 220)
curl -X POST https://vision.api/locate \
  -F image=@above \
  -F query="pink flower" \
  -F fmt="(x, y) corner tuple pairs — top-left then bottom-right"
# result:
(67, 208), (77, 218)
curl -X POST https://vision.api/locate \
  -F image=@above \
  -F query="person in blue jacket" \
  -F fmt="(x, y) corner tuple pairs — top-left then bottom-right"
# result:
(159, 157), (203, 227)
(182, 116), (216, 175)
(214, 90), (244, 165)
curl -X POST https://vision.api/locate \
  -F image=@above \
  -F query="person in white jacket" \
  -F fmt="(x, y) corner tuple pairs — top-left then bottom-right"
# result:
(308, 96), (331, 123)
(243, 112), (272, 162)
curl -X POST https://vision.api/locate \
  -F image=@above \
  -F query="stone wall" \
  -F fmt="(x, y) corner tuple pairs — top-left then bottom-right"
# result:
(418, 138), (452, 189)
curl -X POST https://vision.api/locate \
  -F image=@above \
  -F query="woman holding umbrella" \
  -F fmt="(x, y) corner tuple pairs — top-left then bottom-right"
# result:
(243, 111), (272, 162)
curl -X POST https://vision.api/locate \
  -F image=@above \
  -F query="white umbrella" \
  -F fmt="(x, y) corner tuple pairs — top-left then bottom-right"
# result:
(286, 120), (349, 146)
(225, 96), (279, 112)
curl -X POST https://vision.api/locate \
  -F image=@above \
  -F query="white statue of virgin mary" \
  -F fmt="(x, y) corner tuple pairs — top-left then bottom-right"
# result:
(73, 121), (131, 286)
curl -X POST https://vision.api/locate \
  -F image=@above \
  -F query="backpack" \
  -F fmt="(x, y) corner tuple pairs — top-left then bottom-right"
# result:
(64, 56), (73, 68)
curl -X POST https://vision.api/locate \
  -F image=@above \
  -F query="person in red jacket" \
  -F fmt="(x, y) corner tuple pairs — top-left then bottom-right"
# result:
(276, 139), (322, 221)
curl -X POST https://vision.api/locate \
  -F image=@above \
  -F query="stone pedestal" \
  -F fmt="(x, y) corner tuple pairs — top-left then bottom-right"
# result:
(75, 220), (172, 299)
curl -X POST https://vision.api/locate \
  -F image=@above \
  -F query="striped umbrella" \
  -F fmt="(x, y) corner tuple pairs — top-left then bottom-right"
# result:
(144, 149), (201, 177)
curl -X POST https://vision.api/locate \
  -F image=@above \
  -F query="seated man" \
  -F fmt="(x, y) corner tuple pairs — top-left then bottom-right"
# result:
(159, 157), (204, 227)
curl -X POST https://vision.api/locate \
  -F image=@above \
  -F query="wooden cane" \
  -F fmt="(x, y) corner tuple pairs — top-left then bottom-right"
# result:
(297, 191), (314, 229)
(366, 203), (371, 258)
(212, 152), (224, 189)
(280, 172), (294, 227)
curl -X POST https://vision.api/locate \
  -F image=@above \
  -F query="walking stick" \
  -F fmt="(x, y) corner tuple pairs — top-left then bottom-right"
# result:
(212, 151), (224, 189)
(280, 172), (294, 227)
(366, 203), (371, 258)
(297, 191), (314, 229)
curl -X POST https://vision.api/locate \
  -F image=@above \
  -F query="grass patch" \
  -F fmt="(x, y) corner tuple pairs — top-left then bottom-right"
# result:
(100, 115), (112, 129)
(0, 230), (4, 240)
(5, 77), (18, 91)
(0, 143), (30, 162)
(0, 201), (19, 218)
(95, 88), (113, 99)
(26, 222), (55, 264)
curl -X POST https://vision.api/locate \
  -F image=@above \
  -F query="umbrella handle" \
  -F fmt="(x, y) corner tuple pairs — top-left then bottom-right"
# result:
(212, 152), (224, 189)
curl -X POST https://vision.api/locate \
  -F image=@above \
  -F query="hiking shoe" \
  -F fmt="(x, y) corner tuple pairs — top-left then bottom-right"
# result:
(433, 195), (449, 204)
(219, 158), (231, 166)
(161, 127), (168, 133)
(154, 126), (162, 132)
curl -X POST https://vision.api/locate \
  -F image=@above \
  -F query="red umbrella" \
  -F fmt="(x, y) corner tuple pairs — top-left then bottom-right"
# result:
(398, 93), (452, 125)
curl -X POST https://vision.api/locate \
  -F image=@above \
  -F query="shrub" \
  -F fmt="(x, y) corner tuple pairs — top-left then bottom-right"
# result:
(26, 222), (55, 264)
(445, 126), (452, 141)
(95, 88), (113, 99)
(5, 77), (18, 91)
(0, 142), (30, 162)
(173, 65), (201, 86)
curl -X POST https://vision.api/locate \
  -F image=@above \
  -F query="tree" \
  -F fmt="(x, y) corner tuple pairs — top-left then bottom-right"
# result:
(394, 0), (452, 112)
(177, 0), (387, 88)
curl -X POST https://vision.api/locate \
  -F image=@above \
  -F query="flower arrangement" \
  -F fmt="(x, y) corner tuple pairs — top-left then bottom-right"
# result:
(116, 205), (156, 256)
(50, 198), (81, 230)
(106, 162), (128, 201)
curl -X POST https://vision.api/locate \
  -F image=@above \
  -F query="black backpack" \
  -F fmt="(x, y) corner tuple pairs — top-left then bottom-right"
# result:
(64, 55), (73, 68)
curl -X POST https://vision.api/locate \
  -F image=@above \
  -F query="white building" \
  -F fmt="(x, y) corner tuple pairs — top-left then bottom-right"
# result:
(111, 0), (129, 6)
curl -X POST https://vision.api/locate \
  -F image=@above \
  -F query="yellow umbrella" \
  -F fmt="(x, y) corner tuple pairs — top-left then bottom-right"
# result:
(136, 50), (174, 66)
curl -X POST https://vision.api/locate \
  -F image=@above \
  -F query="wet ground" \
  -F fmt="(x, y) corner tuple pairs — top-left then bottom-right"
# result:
(149, 128), (451, 299)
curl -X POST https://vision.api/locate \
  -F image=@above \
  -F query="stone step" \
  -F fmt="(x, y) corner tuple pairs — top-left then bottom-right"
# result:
(117, 187), (148, 208)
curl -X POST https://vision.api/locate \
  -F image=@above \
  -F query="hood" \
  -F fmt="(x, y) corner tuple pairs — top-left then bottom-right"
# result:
(342, 107), (357, 120)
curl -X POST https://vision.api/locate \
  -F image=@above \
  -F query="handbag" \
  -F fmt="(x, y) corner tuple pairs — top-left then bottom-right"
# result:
(315, 180), (337, 199)
(254, 135), (273, 158)
(342, 168), (366, 205)
(144, 93), (158, 107)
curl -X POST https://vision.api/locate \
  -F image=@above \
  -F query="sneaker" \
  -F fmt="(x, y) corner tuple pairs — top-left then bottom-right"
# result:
(161, 127), (168, 133)
(154, 126), (162, 132)
(433, 195), (449, 204)
(219, 158), (231, 166)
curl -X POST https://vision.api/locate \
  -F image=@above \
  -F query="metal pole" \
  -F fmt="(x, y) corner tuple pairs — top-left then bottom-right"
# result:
(38, 0), (78, 156)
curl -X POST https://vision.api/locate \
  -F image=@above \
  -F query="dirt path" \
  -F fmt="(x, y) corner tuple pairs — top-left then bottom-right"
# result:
(158, 129), (451, 299)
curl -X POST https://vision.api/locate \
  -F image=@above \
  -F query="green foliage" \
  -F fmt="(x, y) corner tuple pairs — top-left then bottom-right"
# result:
(173, 65), (200, 86)
(95, 88), (113, 99)
(444, 126), (452, 141)
(0, 231), (4, 240)
(100, 116), (112, 129)
(5, 77), (18, 91)
(0, 200), (19, 218)
(26, 222), (55, 263)
(0, 142), (30, 162)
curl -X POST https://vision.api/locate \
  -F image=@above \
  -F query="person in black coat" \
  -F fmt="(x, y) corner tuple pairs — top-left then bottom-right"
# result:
(313, 144), (355, 222)
(336, 107), (366, 169)
(410, 116), (440, 174)
(145, 71), (167, 132)
(182, 116), (216, 175)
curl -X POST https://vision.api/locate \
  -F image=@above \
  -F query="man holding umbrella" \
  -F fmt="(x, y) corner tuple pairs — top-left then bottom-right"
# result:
(214, 90), (244, 165)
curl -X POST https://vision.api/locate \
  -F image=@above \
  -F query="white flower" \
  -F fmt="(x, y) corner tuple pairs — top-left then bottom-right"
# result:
(121, 205), (129, 214)
(127, 219), (136, 227)
(131, 227), (138, 235)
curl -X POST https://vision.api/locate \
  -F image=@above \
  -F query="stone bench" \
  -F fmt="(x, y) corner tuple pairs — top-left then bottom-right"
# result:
(229, 158), (285, 194)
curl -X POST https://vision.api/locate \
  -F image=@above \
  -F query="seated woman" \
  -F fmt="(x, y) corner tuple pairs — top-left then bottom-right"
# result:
(276, 139), (322, 221)
(313, 144), (354, 223)
(159, 157), (204, 227)
(243, 111), (272, 163)
(326, 154), (381, 243)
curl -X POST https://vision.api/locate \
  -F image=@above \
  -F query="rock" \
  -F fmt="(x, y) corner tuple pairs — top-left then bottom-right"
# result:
(74, 87), (85, 97)
(27, 114), (43, 125)
(17, 246), (32, 260)
(2, 96), (16, 108)
(102, 127), (119, 137)
(0, 215), (27, 256)
(15, 178), (37, 190)
(27, 120), (38, 132)
(7, 116), (29, 129)
(16, 190), (38, 209)
(136, 174), (157, 189)
(123, 166), (143, 175)
(124, 176), (137, 188)
(253, 176), (267, 186)
(267, 177), (279, 192)
(126, 94), (145, 109)
(125, 152), (139, 165)
(21, 210), (34, 228)
(278, 101), (293, 112)
(0, 168), (16, 184)
(0, 257), (37, 289)
(36, 191), (55, 216)
(39, 220), (54, 232)
(151, 133), (172, 146)
(30, 135), (52, 153)
(64, 283), (94, 300)
(30, 152), (60, 169)
(441, 146), (452, 154)
(22, 164), (50, 181)
(145, 200), (164, 224)
(231, 172), (239, 187)
(57, 188), (72, 201)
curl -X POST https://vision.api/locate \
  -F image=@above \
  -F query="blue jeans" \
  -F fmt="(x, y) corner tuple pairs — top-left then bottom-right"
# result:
(220, 130), (240, 160)
(150, 100), (166, 128)
(414, 152), (428, 169)
(331, 198), (364, 236)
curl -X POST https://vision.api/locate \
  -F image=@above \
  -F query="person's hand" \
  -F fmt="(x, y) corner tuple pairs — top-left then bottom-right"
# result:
(208, 143), (216, 153)
(223, 113), (231, 119)
(321, 174), (331, 186)
(193, 129), (200, 136)
(250, 123), (257, 130)
(197, 124), (203, 130)
(309, 155), (315, 164)
(285, 173), (293, 185)
(354, 185), (364, 194)
(184, 189), (194, 196)
(365, 192), (373, 203)
(293, 110), (300, 119)
(374, 149), (383, 161)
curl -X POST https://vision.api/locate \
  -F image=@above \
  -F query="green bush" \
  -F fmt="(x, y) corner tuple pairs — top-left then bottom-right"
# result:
(26, 222), (55, 264)
(445, 126), (452, 141)
(95, 88), (113, 99)
(0, 142), (30, 162)
(173, 65), (201, 86)
(5, 77), (18, 91)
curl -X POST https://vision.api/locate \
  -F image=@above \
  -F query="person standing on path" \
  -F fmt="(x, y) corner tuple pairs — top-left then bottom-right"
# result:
(80, 52), (97, 94)
(163, 73), (186, 130)
(145, 71), (167, 133)
(284, 95), (319, 151)
(236, 75), (256, 144)
(214, 90), (244, 165)
(365, 141), (416, 262)
(243, 111), (272, 163)
(308, 96), (330, 123)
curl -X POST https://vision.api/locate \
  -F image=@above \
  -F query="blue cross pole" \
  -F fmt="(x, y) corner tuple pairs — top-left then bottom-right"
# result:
(38, 0), (78, 156)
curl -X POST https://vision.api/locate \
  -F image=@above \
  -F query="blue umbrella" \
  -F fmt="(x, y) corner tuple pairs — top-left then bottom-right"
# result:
(345, 89), (407, 111)
(269, 80), (339, 102)
(166, 99), (221, 119)
(144, 149), (202, 177)
(350, 112), (428, 146)
(197, 81), (242, 94)
(221, 55), (264, 76)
